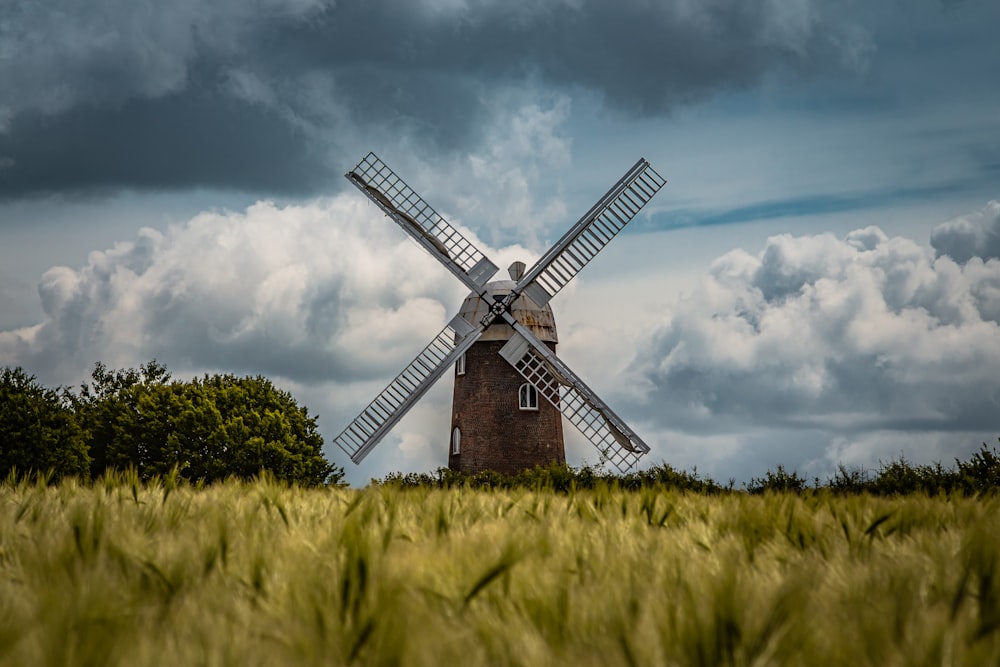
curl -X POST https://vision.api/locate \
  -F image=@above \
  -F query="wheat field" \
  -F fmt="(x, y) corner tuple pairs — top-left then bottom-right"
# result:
(1, 474), (998, 666)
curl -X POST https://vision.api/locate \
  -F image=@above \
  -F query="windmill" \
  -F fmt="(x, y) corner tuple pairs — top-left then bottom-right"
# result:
(333, 153), (667, 473)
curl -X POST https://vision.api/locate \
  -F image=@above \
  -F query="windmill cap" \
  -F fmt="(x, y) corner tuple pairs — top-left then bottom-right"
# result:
(459, 279), (558, 343)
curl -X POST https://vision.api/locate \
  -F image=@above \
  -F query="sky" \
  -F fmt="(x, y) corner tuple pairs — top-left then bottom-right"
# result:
(1, 0), (999, 486)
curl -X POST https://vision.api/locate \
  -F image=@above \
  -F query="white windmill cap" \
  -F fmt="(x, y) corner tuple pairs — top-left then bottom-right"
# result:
(458, 263), (558, 343)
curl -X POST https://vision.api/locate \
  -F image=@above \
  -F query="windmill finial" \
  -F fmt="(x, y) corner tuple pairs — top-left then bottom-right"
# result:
(508, 261), (526, 281)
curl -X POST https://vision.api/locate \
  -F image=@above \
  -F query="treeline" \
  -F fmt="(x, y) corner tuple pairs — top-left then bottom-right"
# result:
(0, 362), (342, 486)
(5, 359), (998, 495)
(375, 444), (1000, 496)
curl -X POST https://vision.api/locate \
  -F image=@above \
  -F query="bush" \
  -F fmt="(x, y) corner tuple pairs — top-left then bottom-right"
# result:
(0, 367), (90, 481)
(374, 461), (723, 493)
(373, 447), (1000, 496)
(620, 462), (723, 493)
(827, 465), (873, 495)
(72, 361), (343, 486)
(870, 458), (958, 496)
(746, 465), (808, 495)
(955, 442), (1000, 495)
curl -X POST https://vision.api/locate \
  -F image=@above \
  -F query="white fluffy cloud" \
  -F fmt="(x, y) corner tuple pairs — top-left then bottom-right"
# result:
(931, 199), (1000, 264)
(638, 220), (1000, 430)
(632, 203), (1000, 478)
(0, 196), (485, 387)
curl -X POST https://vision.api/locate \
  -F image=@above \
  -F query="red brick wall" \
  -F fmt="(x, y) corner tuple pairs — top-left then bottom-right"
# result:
(448, 339), (565, 474)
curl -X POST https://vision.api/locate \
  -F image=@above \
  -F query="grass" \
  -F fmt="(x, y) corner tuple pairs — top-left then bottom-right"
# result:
(2, 474), (999, 666)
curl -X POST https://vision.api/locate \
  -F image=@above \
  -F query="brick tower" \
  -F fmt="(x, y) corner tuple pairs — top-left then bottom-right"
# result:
(448, 262), (565, 474)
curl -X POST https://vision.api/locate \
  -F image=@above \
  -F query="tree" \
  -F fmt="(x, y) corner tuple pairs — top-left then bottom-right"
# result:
(71, 360), (172, 479)
(74, 362), (342, 486)
(0, 367), (90, 481)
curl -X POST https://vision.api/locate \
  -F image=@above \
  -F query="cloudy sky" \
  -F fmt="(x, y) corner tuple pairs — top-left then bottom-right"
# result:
(2, 0), (999, 485)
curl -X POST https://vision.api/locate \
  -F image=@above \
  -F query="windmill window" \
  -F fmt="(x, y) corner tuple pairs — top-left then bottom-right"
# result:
(456, 353), (466, 376)
(519, 383), (538, 411)
(452, 427), (461, 455)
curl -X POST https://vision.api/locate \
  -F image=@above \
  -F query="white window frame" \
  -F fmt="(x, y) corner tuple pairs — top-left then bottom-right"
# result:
(518, 383), (538, 411)
(456, 352), (466, 376)
(451, 426), (461, 455)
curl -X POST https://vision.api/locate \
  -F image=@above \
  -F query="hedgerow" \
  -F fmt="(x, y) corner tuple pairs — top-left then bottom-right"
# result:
(374, 441), (1000, 496)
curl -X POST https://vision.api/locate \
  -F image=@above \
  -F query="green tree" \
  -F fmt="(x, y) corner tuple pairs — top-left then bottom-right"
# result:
(74, 361), (343, 486)
(72, 360), (172, 478)
(0, 367), (90, 481)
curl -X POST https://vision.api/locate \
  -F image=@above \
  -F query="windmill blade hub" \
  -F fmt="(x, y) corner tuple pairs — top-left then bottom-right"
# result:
(459, 279), (558, 344)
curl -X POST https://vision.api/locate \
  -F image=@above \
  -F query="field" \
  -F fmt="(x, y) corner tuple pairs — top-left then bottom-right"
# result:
(2, 476), (999, 666)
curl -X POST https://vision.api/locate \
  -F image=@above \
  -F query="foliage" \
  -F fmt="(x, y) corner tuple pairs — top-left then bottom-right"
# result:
(955, 445), (1000, 493)
(71, 361), (342, 486)
(0, 367), (90, 481)
(71, 360), (172, 479)
(826, 464), (873, 494)
(618, 462), (724, 493)
(868, 457), (957, 496)
(746, 464), (809, 494)
(2, 477), (1000, 666)
(374, 445), (1000, 496)
(374, 461), (720, 493)
(838, 443), (1000, 496)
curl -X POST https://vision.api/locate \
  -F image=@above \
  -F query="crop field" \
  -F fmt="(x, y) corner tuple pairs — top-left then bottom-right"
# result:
(1, 476), (999, 666)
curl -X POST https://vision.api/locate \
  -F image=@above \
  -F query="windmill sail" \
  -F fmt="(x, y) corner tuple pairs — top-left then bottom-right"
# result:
(333, 151), (665, 472)
(517, 158), (666, 307)
(332, 315), (482, 464)
(498, 320), (650, 473)
(347, 152), (499, 292)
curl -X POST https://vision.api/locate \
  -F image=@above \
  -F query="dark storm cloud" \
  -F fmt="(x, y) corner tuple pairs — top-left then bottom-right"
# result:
(0, 84), (329, 198)
(270, 0), (851, 113)
(0, 0), (879, 198)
